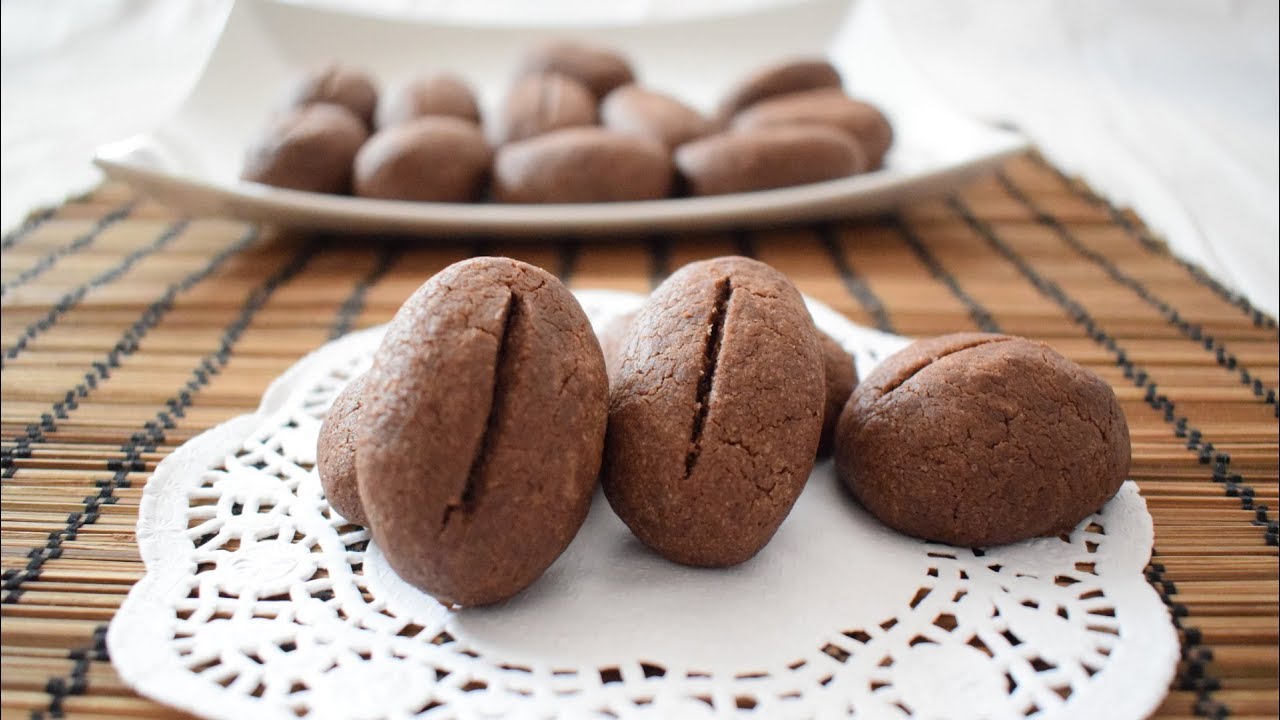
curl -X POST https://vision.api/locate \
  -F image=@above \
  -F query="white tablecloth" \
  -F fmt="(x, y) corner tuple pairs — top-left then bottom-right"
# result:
(2, 0), (1276, 318)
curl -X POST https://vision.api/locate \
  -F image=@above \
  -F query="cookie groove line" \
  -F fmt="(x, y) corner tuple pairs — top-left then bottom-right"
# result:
(876, 336), (1015, 398)
(446, 291), (520, 528)
(685, 277), (732, 477)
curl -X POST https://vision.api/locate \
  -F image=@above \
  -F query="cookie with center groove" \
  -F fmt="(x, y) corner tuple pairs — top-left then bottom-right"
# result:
(602, 256), (825, 567)
(357, 257), (608, 606)
(834, 332), (1130, 547)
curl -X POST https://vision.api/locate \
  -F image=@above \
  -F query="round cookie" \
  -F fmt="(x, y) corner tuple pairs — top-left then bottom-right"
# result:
(675, 125), (865, 196)
(732, 88), (894, 170)
(492, 127), (673, 203)
(834, 333), (1131, 547)
(241, 103), (368, 194)
(354, 117), (492, 202)
(497, 72), (598, 145)
(285, 64), (379, 128)
(817, 330), (857, 457)
(601, 86), (715, 149)
(357, 257), (608, 607)
(717, 57), (843, 120)
(603, 256), (825, 568)
(316, 373), (369, 526)
(518, 41), (636, 99)
(376, 73), (481, 129)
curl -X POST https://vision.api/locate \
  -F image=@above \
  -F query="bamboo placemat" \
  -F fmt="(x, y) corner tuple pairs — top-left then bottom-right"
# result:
(2, 151), (1276, 720)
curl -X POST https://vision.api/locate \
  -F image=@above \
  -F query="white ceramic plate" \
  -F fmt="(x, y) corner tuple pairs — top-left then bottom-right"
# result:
(93, 0), (1028, 237)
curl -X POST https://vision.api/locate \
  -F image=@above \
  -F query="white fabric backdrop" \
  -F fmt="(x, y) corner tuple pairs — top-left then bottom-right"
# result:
(2, 0), (1276, 317)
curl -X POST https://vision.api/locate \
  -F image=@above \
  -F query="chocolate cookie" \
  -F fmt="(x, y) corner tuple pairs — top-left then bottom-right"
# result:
(601, 86), (714, 149)
(717, 58), (843, 120)
(497, 72), (598, 145)
(604, 311), (854, 454)
(518, 41), (636, 99)
(835, 333), (1131, 547)
(493, 127), (673, 203)
(675, 125), (864, 196)
(285, 64), (379, 128)
(733, 88), (894, 169)
(357, 257), (608, 606)
(818, 330), (857, 457)
(597, 310), (637, 382)
(603, 256), (825, 567)
(316, 373), (368, 526)
(353, 117), (492, 202)
(241, 103), (368, 194)
(376, 73), (481, 129)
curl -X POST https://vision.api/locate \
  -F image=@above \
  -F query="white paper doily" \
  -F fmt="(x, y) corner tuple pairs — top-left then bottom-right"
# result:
(109, 290), (1177, 720)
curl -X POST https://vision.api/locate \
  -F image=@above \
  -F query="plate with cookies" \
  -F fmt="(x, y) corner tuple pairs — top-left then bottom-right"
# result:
(93, 0), (1028, 237)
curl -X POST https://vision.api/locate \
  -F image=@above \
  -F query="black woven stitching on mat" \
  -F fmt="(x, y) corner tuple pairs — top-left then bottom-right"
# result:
(328, 243), (401, 340)
(892, 215), (1001, 333)
(2, 217), (188, 368)
(31, 624), (109, 720)
(0, 232), (311, 604)
(1, 201), (135, 298)
(998, 171), (1278, 412)
(1029, 153), (1277, 330)
(0, 225), (258, 465)
(647, 234), (672, 289)
(953, 195), (1272, 527)
(815, 222), (895, 334)
(953, 193), (1266, 716)
(556, 239), (580, 284)
(1145, 559), (1226, 718)
(1, 206), (58, 251)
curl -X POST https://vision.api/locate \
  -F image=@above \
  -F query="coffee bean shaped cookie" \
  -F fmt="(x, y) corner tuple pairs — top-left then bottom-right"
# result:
(241, 103), (368, 194)
(717, 57), (842, 120)
(601, 86), (715, 149)
(835, 333), (1131, 547)
(285, 64), (379, 129)
(518, 41), (636, 99)
(497, 73), (598, 145)
(603, 256), (825, 567)
(376, 73), (481, 129)
(316, 373), (368, 526)
(354, 117), (492, 202)
(817, 331), (858, 457)
(357, 257), (608, 607)
(493, 127), (673, 203)
(733, 88), (894, 170)
(675, 125), (864, 196)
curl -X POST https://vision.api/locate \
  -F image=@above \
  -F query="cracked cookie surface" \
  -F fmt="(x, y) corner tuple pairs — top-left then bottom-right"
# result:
(603, 256), (824, 567)
(356, 257), (608, 606)
(835, 332), (1130, 547)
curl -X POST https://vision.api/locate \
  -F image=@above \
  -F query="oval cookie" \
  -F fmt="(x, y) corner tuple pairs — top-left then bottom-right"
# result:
(357, 257), (608, 606)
